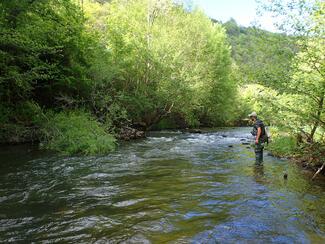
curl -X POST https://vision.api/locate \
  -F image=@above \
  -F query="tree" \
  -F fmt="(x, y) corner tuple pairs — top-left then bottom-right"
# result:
(87, 0), (236, 128)
(257, 0), (325, 142)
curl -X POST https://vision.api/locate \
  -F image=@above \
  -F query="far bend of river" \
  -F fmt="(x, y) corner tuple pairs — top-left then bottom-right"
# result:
(1, 128), (325, 243)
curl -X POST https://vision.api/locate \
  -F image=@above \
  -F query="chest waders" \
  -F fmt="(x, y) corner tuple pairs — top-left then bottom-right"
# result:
(251, 119), (266, 165)
(254, 141), (264, 164)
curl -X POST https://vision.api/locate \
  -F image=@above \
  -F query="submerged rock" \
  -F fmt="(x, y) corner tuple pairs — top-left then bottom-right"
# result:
(186, 129), (202, 134)
(284, 172), (288, 179)
(119, 127), (145, 141)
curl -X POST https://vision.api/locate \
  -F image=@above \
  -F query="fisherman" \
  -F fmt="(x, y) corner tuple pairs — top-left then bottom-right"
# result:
(249, 112), (267, 164)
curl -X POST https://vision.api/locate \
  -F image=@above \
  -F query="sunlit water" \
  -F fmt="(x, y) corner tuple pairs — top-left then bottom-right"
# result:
(0, 128), (325, 243)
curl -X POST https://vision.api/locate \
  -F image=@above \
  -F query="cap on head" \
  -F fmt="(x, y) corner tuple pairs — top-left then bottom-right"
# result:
(248, 111), (257, 118)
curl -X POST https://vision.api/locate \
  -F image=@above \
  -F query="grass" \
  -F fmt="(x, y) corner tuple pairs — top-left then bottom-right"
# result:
(41, 110), (116, 155)
(266, 133), (298, 158)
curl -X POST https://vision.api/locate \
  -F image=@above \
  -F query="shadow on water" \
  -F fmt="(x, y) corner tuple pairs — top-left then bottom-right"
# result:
(253, 164), (265, 184)
(0, 128), (324, 243)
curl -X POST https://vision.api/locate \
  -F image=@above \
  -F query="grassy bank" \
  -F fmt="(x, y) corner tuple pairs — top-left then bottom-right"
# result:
(40, 111), (116, 155)
(266, 128), (325, 177)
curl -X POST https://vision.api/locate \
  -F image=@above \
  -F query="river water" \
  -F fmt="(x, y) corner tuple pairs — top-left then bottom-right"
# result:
(0, 127), (324, 243)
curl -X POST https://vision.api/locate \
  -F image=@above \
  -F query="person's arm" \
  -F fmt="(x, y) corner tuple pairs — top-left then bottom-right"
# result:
(255, 127), (261, 144)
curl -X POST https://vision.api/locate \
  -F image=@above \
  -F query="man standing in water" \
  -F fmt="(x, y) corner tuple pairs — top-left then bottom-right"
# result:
(249, 112), (267, 164)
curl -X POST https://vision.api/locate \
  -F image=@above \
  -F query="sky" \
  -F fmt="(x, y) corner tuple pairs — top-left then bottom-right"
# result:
(189, 0), (277, 32)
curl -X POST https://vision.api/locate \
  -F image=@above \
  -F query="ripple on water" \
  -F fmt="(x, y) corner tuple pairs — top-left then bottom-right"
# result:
(193, 215), (309, 243)
(0, 128), (325, 243)
(86, 186), (120, 198)
(82, 173), (112, 180)
(113, 198), (147, 207)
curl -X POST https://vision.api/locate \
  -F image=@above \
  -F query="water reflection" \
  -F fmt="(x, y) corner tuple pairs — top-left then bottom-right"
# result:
(253, 164), (265, 183)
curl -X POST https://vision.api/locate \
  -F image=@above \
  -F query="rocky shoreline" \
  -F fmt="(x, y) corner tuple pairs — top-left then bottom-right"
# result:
(266, 151), (325, 180)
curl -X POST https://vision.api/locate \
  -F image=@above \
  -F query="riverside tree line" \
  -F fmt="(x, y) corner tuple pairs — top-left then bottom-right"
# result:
(0, 0), (324, 167)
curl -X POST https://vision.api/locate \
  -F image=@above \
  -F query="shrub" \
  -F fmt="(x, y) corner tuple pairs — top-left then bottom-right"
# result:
(0, 101), (44, 143)
(267, 133), (298, 157)
(41, 111), (116, 155)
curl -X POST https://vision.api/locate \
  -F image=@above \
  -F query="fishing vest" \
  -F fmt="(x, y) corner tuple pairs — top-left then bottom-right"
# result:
(251, 119), (267, 142)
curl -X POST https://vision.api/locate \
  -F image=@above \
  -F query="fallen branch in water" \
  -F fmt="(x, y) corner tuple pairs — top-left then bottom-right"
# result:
(312, 163), (325, 180)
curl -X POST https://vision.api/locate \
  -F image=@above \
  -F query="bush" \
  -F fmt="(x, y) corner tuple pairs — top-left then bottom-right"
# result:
(267, 133), (298, 157)
(153, 117), (178, 130)
(0, 101), (44, 144)
(41, 111), (116, 155)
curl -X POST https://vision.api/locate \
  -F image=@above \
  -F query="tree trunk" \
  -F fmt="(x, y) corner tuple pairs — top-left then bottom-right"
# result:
(312, 163), (325, 180)
(143, 103), (174, 131)
(310, 93), (324, 142)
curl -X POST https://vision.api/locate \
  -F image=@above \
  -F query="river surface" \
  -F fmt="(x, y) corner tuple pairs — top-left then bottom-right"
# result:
(0, 127), (325, 243)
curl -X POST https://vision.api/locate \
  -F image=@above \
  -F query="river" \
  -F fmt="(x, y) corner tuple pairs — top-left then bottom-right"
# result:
(0, 127), (324, 243)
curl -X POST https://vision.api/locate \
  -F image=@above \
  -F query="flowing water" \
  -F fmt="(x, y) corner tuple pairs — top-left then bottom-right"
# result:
(0, 127), (325, 243)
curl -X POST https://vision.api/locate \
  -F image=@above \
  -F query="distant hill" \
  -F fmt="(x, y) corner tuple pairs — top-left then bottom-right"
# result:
(222, 19), (297, 87)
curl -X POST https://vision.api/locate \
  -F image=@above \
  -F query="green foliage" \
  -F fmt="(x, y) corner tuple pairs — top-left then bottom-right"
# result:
(224, 19), (297, 87)
(1, 0), (323, 158)
(0, 0), (237, 148)
(153, 117), (178, 130)
(267, 129), (298, 157)
(232, 84), (277, 124)
(41, 111), (116, 155)
(0, 0), (93, 109)
(300, 143), (325, 167)
(89, 0), (237, 127)
(0, 101), (44, 144)
(256, 0), (325, 143)
(223, 19), (300, 127)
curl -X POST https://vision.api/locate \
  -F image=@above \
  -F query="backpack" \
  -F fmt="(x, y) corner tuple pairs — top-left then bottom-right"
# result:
(263, 126), (270, 144)
(252, 119), (270, 144)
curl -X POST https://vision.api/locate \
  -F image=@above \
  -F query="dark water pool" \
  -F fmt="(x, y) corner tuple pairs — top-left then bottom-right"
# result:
(0, 128), (324, 243)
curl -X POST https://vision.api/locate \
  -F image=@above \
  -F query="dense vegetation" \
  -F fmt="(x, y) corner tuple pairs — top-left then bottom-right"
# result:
(225, 0), (324, 169)
(0, 0), (236, 154)
(0, 0), (324, 166)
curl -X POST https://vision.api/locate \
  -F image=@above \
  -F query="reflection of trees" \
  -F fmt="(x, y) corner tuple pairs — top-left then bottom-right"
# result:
(253, 165), (265, 184)
(108, 158), (233, 241)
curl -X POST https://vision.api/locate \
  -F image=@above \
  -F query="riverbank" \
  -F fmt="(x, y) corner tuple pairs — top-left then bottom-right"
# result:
(266, 135), (325, 180)
(0, 112), (237, 155)
(2, 123), (324, 180)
